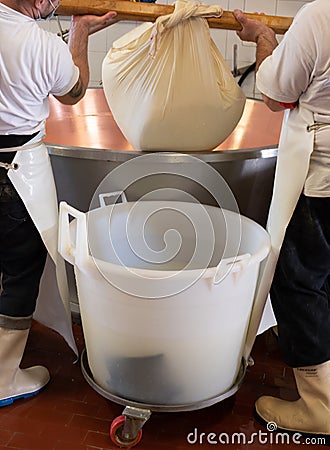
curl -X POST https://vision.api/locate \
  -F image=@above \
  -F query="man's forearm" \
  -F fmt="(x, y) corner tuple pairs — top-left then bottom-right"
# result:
(68, 19), (90, 95)
(255, 31), (278, 71)
(254, 31), (288, 111)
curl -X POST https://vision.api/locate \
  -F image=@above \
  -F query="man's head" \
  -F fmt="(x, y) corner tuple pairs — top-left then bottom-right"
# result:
(1, 0), (60, 20)
(36, 0), (60, 20)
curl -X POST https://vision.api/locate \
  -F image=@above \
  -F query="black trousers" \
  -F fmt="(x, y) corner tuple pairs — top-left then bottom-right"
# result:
(0, 134), (47, 322)
(0, 199), (47, 318)
(270, 194), (330, 367)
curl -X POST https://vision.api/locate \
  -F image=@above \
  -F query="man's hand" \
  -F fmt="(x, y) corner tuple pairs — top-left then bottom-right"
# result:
(233, 9), (275, 44)
(71, 11), (118, 36)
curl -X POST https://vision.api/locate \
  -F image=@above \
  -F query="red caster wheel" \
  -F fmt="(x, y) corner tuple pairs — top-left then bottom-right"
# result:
(110, 415), (143, 448)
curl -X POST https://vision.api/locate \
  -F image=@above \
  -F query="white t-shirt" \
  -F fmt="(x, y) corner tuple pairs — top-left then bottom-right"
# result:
(0, 3), (79, 135)
(256, 0), (330, 197)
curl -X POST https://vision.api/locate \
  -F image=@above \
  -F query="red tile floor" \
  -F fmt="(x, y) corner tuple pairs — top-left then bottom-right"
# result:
(0, 320), (325, 450)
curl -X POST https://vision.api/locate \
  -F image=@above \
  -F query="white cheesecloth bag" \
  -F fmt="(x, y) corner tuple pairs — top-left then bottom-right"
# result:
(102, 0), (246, 151)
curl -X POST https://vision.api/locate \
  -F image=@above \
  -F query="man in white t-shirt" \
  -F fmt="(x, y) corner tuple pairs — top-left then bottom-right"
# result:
(0, 0), (117, 406)
(234, 0), (329, 442)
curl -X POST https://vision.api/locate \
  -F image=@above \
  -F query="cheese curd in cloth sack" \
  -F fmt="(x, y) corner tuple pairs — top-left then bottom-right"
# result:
(102, 0), (246, 151)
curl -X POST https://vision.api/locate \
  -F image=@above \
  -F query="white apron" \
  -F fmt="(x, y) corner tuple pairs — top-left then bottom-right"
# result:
(3, 134), (77, 356)
(244, 105), (315, 361)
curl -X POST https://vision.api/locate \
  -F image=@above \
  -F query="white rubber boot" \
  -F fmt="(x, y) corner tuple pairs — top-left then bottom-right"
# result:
(255, 360), (330, 443)
(0, 327), (50, 407)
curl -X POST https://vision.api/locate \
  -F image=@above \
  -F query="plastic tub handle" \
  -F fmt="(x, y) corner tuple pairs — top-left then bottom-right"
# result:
(212, 253), (251, 284)
(99, 191), (127, 207)
(58, 201), (89, 268)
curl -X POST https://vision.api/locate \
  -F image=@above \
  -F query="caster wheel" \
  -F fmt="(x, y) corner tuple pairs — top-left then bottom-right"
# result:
(110, 415), (143, 448)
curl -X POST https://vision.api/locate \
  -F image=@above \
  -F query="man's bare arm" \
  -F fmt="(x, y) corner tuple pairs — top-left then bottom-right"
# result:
(55, 11), (117, 105)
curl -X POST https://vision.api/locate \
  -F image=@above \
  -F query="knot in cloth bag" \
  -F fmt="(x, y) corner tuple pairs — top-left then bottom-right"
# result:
(102, 0), (246, 151)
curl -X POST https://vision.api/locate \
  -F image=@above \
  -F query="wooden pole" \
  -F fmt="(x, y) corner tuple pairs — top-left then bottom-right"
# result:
(56, 0), (293, 35)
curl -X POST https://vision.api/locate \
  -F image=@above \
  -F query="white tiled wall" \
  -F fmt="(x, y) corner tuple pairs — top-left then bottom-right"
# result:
(43, 0), (311, 95)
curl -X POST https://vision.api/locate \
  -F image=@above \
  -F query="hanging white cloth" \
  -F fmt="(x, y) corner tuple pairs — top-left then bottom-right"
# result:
(244, 105), (315, 360)
(6, 134), (77, 356)
(102, 0), (246, 152)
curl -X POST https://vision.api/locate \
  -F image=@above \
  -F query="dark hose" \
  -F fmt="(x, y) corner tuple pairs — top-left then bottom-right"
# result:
(238, 62), (256, 87)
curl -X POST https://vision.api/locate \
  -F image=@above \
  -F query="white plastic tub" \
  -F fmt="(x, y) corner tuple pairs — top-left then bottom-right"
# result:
(59, 199), (270, 405)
